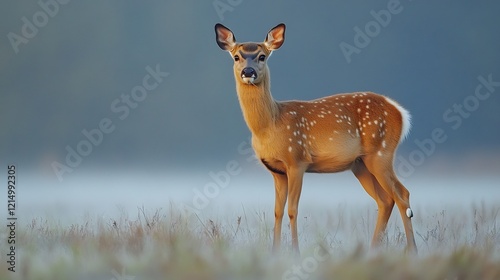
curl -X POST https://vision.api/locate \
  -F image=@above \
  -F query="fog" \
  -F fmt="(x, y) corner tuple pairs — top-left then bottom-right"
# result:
(18, 167), (500, 228)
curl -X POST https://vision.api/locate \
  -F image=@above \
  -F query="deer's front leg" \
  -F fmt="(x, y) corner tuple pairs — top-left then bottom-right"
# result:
(286, 166), (306, 254)
(272, 173), (288, 252)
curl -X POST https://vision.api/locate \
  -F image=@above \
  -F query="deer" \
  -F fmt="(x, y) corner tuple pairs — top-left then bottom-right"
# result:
(214, 23), (417, 254)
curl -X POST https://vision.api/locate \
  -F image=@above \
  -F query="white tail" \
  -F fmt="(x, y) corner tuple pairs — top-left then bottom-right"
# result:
(215, 23), (417, 254)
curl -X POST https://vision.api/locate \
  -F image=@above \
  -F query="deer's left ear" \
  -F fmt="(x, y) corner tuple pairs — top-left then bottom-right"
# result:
(264, 23), (286, 51)
(215, 23), (236, 51)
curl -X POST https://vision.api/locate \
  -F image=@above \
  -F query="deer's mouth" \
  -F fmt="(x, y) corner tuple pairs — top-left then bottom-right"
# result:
(242, 76), (255, 84)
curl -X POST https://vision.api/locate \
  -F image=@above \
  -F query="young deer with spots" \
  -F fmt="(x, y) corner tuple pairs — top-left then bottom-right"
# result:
(215, 23), (417, 254)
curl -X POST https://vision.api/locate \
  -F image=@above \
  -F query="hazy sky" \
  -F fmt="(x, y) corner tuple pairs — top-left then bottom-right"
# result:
(1, 1), (499, 180)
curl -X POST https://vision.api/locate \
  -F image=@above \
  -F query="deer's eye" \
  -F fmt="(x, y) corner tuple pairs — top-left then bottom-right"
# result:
(259, 55), (266, 62)
(234, 55), (240, 61)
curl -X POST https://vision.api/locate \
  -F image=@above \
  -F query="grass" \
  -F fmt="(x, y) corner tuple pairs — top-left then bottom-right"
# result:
(1, 203), (499, 280)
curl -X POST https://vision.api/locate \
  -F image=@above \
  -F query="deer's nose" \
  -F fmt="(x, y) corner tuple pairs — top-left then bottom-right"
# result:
(241, 67), (257, 78)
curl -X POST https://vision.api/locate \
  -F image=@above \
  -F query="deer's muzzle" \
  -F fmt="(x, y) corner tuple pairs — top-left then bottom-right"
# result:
(241, 67), (257, 84)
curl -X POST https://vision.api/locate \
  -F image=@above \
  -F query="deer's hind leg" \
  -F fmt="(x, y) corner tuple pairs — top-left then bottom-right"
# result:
(352, 158), (394, 248)
(362, 154), (417, 254)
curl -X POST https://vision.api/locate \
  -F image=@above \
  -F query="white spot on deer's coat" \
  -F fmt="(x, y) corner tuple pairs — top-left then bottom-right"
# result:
(288, 146), (292, 152)
(377, 151), (383, 156)
(302, 134), (307, 139)
(287, 125), (291, 130)
(382, 140), (386, 148)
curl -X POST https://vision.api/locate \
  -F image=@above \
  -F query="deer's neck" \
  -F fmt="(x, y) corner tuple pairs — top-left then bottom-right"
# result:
(235, 73), (279, 137)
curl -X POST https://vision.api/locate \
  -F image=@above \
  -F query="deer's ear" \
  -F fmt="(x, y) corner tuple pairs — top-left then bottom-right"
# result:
(215, 23), (236, 51)
(264, 23), (286, 51)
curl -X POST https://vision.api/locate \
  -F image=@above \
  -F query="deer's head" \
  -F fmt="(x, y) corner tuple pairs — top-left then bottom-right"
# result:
(215, 23), (286, 85)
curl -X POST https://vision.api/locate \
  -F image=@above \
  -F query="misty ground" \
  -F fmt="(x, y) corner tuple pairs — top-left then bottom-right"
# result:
(1, 167), (499, 279)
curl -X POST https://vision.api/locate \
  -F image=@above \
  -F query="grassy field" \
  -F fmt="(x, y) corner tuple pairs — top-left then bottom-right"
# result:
(1, 203), (499, 280)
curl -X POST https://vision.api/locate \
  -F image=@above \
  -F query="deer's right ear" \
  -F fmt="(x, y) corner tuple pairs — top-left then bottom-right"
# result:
(215, 23), (236, 51)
